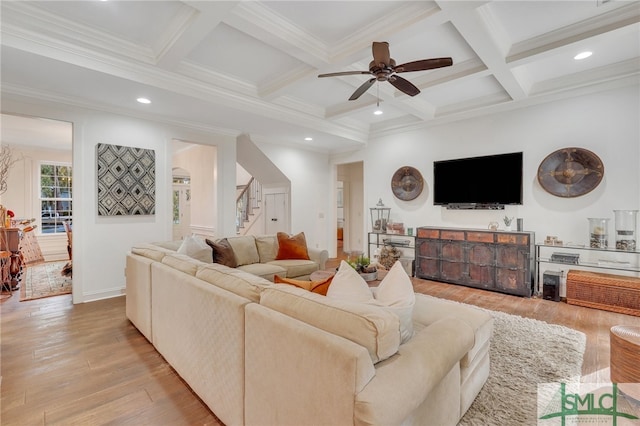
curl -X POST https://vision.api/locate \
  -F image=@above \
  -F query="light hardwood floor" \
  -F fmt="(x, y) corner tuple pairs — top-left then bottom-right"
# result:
(1, 258), (637, 425)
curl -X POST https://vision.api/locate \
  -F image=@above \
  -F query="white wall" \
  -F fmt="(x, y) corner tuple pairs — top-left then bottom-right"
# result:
(254, 141), (332, 252)
(333, 86), (640, 252)
(2, 94), (237, 303)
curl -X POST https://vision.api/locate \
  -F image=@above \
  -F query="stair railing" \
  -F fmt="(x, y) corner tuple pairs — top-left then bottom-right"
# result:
(236, 177), (262, 233)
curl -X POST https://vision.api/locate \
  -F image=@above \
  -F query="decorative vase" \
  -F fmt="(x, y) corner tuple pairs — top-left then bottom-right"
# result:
(613, 210), (638, 251)
(588, 218), (610, 248)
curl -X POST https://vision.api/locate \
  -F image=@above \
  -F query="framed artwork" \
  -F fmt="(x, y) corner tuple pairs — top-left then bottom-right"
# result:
(97, 143), (156, 216)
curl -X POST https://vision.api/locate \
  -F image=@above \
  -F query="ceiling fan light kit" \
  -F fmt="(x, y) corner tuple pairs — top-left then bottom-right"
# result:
(318, 41), (453, 101)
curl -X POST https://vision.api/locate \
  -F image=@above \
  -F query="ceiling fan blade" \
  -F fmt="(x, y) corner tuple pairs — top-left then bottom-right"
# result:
(394, 57), (453, 73)
(318, 70), (371, 78)
(388, 75), (420, 97)
(372, 41), (391, 67)
(349, 78), (376, 101)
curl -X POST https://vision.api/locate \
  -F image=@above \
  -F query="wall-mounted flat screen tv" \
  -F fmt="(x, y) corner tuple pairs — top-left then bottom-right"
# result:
(433, 152), (523, 208)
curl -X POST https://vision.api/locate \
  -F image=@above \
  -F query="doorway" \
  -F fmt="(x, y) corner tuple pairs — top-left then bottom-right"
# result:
(337, 162), (364, 256)
(264, 192), (289, 234)
(172, 168), (191, 240)
(1, 113), (73, 300)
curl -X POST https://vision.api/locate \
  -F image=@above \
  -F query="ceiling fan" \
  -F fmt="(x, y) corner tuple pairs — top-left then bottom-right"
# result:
(318, 41), (452, 101)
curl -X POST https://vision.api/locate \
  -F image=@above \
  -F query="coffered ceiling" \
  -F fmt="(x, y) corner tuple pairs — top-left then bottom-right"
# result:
(1, 1), (639, 153)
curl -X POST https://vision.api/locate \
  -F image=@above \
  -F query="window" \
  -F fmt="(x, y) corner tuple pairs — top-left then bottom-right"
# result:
(40, 163), (72, 234)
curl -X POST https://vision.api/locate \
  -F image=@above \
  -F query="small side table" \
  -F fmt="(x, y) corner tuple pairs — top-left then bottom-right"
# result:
(610, 325), (640, 401)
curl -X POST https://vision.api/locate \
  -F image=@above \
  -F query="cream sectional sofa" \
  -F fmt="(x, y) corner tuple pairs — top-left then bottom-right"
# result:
(125, 241), (493, 426)
(224, 234), (328, 281)
(157, 234), (328, 281)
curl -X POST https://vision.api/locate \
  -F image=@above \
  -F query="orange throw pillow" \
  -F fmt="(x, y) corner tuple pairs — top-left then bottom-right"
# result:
(274, 274), (334, 296)
(309, 276), (333, 296)
(274, 275), (312, 291)
(275, 232), (310, 260)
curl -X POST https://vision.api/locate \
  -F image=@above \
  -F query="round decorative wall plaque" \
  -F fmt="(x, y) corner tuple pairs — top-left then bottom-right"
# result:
(391, 166), (424, 201)
(537, 147), (604, 198)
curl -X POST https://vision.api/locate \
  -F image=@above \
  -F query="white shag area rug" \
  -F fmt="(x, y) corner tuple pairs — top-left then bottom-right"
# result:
(458, 308), (586, 426)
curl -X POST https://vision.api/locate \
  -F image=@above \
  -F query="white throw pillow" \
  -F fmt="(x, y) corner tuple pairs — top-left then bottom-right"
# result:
(376, 260), (416, 344)
(327, 260), (373, 302)
(327, 260), (415, 344)
(177, 235), (213, 264)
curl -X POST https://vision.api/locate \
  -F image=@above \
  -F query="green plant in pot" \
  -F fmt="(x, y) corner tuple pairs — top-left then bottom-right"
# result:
(348, 255), (376, 274)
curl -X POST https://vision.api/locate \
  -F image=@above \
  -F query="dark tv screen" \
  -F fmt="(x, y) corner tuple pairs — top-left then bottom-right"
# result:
(433, 152), (523, 206)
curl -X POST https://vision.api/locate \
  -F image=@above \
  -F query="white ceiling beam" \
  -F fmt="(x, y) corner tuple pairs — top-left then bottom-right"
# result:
(224, 2), (328, 68)
(439, 1), (526, 101)
(1, 2), (155, 63)
(507, 2), (640, 64)
(155, 2), (240, 70)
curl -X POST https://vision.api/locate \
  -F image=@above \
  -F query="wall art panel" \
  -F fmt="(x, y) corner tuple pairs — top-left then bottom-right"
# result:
(97, 143), (156, 216)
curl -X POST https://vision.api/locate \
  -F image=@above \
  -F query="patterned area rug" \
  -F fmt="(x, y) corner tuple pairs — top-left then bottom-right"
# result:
(20, 261), (72, 301)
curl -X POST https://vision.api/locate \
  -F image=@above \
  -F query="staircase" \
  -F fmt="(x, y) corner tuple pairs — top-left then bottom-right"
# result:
(236, 177), (262, 235)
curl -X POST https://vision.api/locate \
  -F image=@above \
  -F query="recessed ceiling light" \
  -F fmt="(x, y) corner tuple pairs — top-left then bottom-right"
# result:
(373, 109), (383, 115)
(574, 51), (592, 60)
(136, 97), (151, 104)
(304, 137), (313, 141)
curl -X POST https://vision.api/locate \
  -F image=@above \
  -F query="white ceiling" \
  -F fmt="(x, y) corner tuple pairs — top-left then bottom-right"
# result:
(1, 1), (639, 153)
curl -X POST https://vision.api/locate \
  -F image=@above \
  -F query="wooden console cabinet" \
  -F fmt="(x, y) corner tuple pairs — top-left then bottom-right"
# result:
(415, 226), (535, 297)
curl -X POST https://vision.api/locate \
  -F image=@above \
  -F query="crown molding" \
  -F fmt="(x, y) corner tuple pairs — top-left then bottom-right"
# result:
(2, 2), (156, 63)
(370, 73), (639, 141)
(1, 83), (240, 138)
(1, 31), (368, 145)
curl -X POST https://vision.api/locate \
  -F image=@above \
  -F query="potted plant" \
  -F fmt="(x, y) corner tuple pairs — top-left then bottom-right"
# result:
(347, 255), (378, 281)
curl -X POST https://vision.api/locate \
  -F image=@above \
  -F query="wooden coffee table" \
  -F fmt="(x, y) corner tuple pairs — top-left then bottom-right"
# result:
(309, 269), (388, 286)
(309, 270), (335, 282)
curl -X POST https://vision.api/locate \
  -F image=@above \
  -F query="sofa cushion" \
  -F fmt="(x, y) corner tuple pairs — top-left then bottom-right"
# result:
(328, 260), (415, 344)
(161, 253), (202, 276)
(237, 263), (287, 282)
(196, 264), (272, 302)
(412, 294), (493, 368)
(151, 240), (183, 251)
(255, 235), (278, 263)
(131, 244), (170, 262)
(227, 236), (260, 266)
(275, 232), (310, 260)
(274, 275), (334, 296)
(267, 259), (318, 278)
(177, 236), (213, 264)
(260, 285), (401, 363)
(206, 238), (238, 268)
